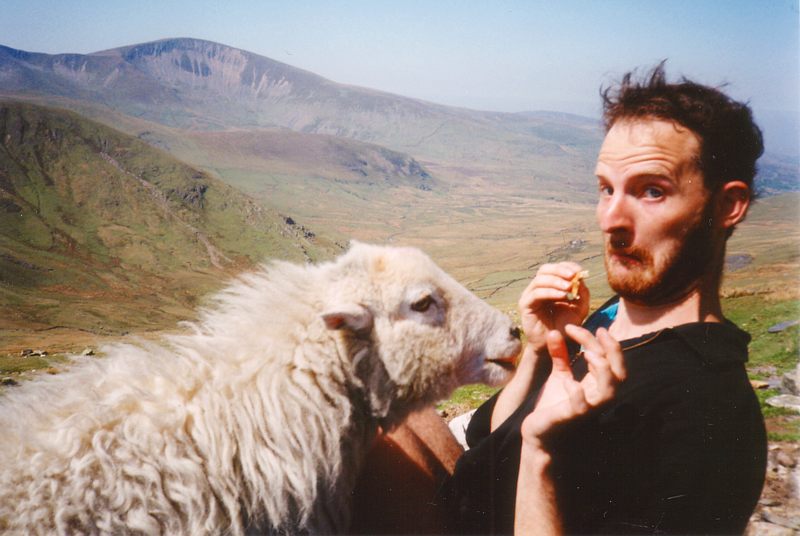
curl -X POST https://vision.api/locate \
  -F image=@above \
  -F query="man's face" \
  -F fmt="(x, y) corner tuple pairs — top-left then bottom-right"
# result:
(595, 119), (716, 305)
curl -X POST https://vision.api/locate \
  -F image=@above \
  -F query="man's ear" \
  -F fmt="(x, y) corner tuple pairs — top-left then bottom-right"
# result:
(321, 303), (373, 333)
(717, 180), (751, 230)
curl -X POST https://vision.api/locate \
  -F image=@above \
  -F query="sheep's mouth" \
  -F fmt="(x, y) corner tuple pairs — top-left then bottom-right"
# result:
(486, 356), (517, 372)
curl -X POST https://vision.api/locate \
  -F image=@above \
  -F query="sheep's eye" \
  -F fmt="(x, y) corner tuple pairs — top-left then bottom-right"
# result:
(410, 295), (433, 313)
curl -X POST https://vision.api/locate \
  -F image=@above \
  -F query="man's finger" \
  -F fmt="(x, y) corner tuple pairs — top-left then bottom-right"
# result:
(564, 377), (589, 414)
(563, 323), (604, 355)
(581, 350), (616, 403)
(519, 275), (581, 308)
(582, 349), (613, 387)
(597, 327), (626, 381)
(532, 273), (576, 292)
(526, 288), (575, 309)
(545, 330), (572, 373)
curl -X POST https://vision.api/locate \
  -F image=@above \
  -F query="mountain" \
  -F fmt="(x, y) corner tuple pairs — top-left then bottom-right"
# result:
(756, 152), (800, 197)
(2, 38), (794, 197)
(0, 38), (603, 180)
(0, 100), (337, 344)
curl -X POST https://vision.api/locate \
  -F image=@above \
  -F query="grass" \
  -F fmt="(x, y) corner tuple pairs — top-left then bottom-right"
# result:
(0, 352), (70, 377)
(768, 430), (800, 442)
(756, 389), (800, 441)
(725, 296), (800, 376)
(755, 388), (796, 419)
(437, 384), (498, 421)
(0, 101), (341, 350)
(0, 354), (53, 375)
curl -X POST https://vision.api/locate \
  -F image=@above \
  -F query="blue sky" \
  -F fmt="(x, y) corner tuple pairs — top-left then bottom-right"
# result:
(2, 0), (798, 155)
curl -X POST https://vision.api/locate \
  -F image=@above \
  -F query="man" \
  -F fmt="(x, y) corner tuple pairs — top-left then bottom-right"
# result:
(443, 63), (767, 535)
(352, 64), (767, 535)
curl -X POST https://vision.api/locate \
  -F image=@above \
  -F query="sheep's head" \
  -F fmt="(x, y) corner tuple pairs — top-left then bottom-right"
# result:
(321, 242), (521, 424)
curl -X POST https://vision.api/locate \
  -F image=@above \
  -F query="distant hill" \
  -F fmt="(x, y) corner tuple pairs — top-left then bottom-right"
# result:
(756, 152), (800, 197)
(0, 100), (337, 343)
(1, 38), (794, 196)
(176, 128), (437, 191)
(0, 38), (603, 184)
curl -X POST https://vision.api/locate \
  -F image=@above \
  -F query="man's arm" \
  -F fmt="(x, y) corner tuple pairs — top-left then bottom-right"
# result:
(492, 263), (590, 431)
(515, 326), (625, 535)
(349, 406), (463, 534)
(516, 445), (562, 534)
(491, 344), (542, 431)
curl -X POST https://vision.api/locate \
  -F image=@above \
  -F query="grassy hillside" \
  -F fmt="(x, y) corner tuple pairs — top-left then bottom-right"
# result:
(0, 100), (338, 353)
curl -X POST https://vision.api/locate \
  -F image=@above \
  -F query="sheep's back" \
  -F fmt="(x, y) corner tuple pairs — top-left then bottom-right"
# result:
(0, 257), (377, 533)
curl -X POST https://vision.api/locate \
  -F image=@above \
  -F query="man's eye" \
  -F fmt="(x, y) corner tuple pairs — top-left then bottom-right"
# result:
(643, 187), (664, 199)
(599, 185), (613, 196)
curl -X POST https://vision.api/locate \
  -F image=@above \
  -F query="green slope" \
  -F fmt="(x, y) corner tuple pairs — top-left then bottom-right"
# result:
(0, 100), (338, 350)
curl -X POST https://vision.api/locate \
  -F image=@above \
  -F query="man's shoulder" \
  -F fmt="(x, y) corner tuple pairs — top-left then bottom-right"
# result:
(615, 321), (760, 427)
(664, 320), (750, 366)
(613, 321), (753, 406)
(618, 320), (749, 364)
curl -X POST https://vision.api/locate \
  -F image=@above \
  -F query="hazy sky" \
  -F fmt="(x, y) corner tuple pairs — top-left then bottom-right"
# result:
(3, 0), (799, 154)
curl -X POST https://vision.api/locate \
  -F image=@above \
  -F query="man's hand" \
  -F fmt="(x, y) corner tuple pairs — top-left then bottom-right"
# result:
(521, 325), (625, 443)
(491, 264), (591, 431)
(518, 263), (590, 356)
(514, 325), (625, 535)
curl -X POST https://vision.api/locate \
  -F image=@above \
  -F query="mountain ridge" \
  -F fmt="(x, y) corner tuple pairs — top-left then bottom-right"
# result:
(0, 100), (337, 346)
(4, 37), (794, 197)
(0, 38), (605, 168)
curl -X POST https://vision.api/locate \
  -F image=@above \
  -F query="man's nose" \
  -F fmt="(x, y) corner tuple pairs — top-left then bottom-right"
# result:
(597, 192), (632, 233)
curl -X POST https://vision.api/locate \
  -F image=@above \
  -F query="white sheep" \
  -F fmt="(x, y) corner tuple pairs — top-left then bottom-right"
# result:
(0, 241), (521, 535)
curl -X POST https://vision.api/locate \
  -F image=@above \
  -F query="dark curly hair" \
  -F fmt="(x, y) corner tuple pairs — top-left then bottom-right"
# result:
(601, 61), (764, 193)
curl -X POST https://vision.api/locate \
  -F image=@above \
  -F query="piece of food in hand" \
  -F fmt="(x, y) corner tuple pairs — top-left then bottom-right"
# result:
(566, 270), (589, 301)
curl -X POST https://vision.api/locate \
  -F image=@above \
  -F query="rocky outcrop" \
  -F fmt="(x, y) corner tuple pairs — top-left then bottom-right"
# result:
(749, 360), (800, 535)
(748, 442), (800, 535)
(99, 152), (230, 269)
(766, 362), (800, 413)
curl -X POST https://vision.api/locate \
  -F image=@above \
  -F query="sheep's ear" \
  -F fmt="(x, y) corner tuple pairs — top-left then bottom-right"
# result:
(321, 304), (373, 333)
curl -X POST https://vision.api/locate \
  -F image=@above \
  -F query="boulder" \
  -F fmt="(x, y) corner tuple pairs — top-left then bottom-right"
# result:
(766, 394), (800, 413)
(781, 362), (799, 396)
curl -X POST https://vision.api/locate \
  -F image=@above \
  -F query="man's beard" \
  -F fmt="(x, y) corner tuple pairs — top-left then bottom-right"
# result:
(604, 210), (716, 306)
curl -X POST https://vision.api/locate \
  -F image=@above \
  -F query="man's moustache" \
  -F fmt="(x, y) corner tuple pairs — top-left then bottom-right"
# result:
(606, 241), (650, 263)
